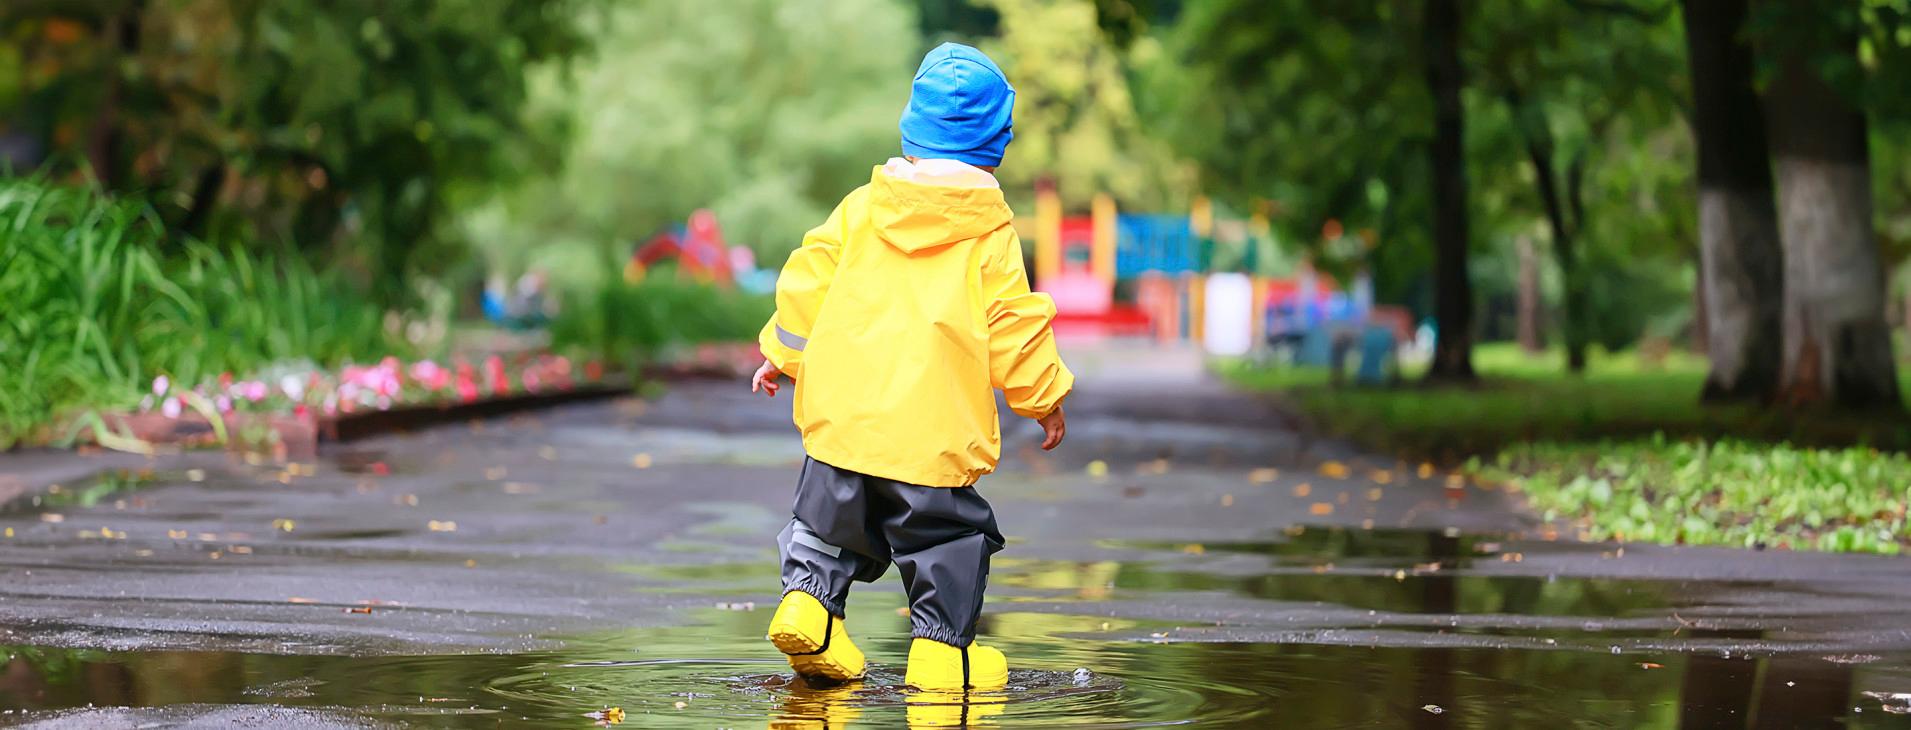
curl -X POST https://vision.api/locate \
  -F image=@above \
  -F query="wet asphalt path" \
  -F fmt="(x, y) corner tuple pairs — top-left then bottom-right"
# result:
(2, 342), (1911, 727)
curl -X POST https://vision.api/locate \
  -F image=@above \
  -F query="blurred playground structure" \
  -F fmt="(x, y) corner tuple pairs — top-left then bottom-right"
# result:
(623, 209), (778, 295)
(1029, 184), (1422, 385)
(482, 208), (778, 330)
(493, 189), (1423, 386)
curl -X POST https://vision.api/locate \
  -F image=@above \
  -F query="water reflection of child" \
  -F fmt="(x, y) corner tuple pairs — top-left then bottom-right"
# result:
(749, 43), (1073, 693)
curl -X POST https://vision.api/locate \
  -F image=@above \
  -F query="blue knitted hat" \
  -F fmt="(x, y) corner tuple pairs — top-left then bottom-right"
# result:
(899, 43), (1014, 167)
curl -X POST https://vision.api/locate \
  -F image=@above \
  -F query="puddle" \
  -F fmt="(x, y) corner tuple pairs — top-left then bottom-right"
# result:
(2, 612), (1907, 727)
(1, 470), (157, 514)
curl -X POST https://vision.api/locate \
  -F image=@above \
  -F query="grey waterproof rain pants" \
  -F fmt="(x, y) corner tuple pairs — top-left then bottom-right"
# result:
(778, 456), (1004, 648)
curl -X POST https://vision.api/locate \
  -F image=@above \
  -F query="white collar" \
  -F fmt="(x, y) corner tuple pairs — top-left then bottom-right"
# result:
(881, 157), (1000, 189)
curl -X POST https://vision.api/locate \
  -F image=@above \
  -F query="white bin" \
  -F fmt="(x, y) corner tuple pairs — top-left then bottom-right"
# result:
(1203, 273), (1254, 356)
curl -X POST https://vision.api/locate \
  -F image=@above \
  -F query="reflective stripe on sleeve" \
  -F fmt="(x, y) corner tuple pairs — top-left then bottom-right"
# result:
(776, 324), (808, 352)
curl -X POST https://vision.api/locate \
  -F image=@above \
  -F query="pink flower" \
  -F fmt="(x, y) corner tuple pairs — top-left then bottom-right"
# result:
(410, 360), (442, 383)
(160, 397), (182, 419)
(281, 375), (305, 401)
(215, 395), (233, 414)
(241, 381), (269, 401)
(152, 375), (170, 396)
(455, 374), (479, 403)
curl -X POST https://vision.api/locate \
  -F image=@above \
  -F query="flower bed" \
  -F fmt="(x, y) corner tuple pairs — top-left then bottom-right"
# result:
(93, 354), (620, 456)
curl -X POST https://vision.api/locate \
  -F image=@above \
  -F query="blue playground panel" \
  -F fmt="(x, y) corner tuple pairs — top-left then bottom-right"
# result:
(1115, 214), (1198, 278)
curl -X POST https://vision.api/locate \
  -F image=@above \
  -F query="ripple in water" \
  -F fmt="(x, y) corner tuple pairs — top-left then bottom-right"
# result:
(483, 656), (1252, 727)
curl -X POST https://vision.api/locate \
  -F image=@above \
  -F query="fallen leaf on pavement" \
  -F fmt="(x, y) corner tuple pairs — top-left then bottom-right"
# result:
(1309, 502), (1333, 516)
(1220, 494), (1234, 507)
(288, 597), (317, 604)
(1182, 544), (1206, 555)
(272, 519), (295, 532)
(631, 454), (652, 469)
(1640, 662), (1663, 669)
(1318, 461), (1350, 479)
(1293, 483), (1312, 497)
(428, 520), (457, 532)
(1086, 460), (1109, 477)
(1249, 467), (1278, 483)
(346, 606), (373, 614)
(586, 707), (625, 725)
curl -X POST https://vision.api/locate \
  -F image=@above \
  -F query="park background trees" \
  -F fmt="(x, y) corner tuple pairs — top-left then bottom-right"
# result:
(5, 0), (1911, 416)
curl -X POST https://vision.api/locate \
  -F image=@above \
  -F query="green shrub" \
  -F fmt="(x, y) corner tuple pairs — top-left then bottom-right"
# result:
(549, 260), (774, 373)
(0, 177), (403, 447)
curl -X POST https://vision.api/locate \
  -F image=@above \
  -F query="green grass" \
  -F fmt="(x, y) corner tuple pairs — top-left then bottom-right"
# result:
(1219, 343), (1911, 459)
(1222, 343), (1911, 553)
(1478, 438), (1910, 554)
(0, 177), (405, 448)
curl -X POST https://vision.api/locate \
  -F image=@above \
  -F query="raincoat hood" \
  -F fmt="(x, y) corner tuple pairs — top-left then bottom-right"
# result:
(865, 165), (1013, 254)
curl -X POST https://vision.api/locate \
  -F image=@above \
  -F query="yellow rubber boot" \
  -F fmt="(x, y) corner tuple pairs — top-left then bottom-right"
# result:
(903, 637), (1008, 691)
(766, 591), (865, 681)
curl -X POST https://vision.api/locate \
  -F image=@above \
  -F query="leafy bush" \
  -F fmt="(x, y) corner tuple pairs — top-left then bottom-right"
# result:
(549, 262), (774, 373)
(0, 178), (403, 447)
(1480, 437), (1911, 554)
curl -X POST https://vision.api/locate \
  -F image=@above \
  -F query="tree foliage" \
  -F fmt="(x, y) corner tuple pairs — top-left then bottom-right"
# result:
(971, 0), (1192, 211)
(0, 0), (585, 294)
(464, 0), (919, 289)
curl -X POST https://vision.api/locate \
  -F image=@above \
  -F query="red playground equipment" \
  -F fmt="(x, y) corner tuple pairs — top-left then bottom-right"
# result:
(627, 209), (734, 285)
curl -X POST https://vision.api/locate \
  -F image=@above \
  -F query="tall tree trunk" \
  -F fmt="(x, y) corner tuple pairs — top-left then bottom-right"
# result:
(1506, 85), (1589, 373)
(1517, 235), (1541, 353)
(1423, 0), (1474, 381)
(1683, 0), (1784, 402)
(1763, 0), (1902, 410)
(1691, 251), (1709, 353)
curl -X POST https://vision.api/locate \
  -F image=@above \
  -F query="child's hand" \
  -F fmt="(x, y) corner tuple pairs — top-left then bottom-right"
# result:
(1037, 405), (1066, 450)
(751, 360), (783, 397)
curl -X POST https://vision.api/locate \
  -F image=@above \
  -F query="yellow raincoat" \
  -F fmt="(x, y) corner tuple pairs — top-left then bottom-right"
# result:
(759, 162), (1073, 487)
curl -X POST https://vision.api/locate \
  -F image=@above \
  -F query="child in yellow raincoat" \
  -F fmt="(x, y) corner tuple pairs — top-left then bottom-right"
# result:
(750, 42), (1073, 693)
